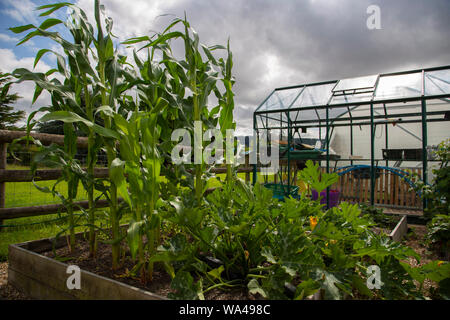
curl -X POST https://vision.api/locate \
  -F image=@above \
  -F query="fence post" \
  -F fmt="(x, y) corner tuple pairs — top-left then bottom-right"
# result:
(0, 143), (6, 230)
(245, 154), (250, 183)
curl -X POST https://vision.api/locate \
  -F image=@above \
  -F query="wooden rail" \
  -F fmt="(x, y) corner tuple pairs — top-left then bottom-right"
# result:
(0, 129), (88, 148)
(0, 199), (113, 220)
(0, 168), (110, 182)
(0, 130), (255, 225)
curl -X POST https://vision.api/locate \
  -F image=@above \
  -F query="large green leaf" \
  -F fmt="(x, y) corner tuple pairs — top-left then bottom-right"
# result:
(37, 2), (73, 17)
(248, 279), (267, 298)
(127, 219), (144, 260)
(168, 271), (203, 300)
(9, 24), (35, 34)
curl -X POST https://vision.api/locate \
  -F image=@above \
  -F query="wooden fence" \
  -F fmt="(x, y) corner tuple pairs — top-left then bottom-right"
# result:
(0, 130), (254, 226)
(319, 167), (422, 209)
(0, 129), (423, 226)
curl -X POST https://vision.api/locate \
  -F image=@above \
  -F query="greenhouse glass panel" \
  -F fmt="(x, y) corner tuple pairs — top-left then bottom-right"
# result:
(316, 106), (349, 121)
(425, 69), (450, 95)
(293, 109), (319, 122)
(374, 72), (422, 100)
(333, 74), (378, 92)
(258, 87), (302, 111)
(289, 110), (301, 122)
(329, 91), (373, 105)
(291, 83), (336, 108)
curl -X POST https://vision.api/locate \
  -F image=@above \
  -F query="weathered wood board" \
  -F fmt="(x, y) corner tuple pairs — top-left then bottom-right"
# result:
(389, 215), (408, 242)
(8, 234), (167, 300)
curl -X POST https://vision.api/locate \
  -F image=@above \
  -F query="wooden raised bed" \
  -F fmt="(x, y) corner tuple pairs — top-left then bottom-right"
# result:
(8, 232), (167, 300)
(388, 215), (408, 242)
(7, 215), (410, 300)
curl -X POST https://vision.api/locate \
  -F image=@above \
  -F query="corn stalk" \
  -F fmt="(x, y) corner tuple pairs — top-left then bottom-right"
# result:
(10, 0), (131, 268)
(125, 16), (233, 204)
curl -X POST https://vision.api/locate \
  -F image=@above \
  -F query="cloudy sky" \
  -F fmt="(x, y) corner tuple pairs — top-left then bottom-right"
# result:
(0, 0), (449, 134)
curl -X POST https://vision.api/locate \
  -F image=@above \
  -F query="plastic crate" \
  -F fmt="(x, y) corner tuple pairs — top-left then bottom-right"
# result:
(403, 149), (422, 161)
(382, 149), (403, 160)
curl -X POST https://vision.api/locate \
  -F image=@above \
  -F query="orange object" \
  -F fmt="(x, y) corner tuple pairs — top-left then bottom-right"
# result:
(309, 216), (318, 231)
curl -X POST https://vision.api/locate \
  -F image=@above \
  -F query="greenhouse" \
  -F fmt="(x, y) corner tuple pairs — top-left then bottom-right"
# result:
(253, 65), (450, 208)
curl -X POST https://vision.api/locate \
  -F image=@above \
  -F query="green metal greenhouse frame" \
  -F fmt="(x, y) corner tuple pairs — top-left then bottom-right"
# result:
(252, 65), (450, 208)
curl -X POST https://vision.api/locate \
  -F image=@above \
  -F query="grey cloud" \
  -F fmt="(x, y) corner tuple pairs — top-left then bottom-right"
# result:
(40, 0), (448, 133)
(141, 0), (449, 132)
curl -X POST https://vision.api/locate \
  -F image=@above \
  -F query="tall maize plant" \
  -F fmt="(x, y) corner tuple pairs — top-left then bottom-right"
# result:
(10, 1), (133, 268)
(125, 16), (236, 204)
(110, 110), (165, 283)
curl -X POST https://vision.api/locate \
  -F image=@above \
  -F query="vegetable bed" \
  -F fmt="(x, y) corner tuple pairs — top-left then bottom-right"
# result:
(8, 234), (167, 300)
(8, 232), (250, 300)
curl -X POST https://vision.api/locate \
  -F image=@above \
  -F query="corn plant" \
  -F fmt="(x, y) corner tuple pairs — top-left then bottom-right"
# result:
(216, 41), (236, 182)
(28, 124), (85, 249)
(10, 0), (133, 268)
(125, 16), (234, 204)
(110, 109), (165, 282)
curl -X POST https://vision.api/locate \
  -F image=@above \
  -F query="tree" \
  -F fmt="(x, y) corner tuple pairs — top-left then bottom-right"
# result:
(0, 71), (25, 130)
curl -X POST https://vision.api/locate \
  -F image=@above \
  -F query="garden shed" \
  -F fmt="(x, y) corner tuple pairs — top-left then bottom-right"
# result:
(253, 65), (450, 210)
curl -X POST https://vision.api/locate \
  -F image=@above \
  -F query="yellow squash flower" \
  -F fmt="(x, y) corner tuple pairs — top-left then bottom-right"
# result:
(309, 216), (318, 231)
(438, 261), (444, 267)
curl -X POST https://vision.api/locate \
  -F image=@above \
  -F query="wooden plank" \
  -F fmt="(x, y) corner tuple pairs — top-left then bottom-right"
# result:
(399, 175), (404, 207)
(394, 175), (399, 206)
(0, 143), (6, 230)
(410, 169), (416, 206)
(389, 172), (395, 206)
(405, 170), (411, 207)
(380, 173), (384, 204)
(412, 169), (419, 207)
(342, 173), (348, 201)
(0, 129), (88, 148)
(0, 166), (256, 183)
(350, 173), (355, 203)
(389, 215), (408, 242)
(405, 173), (411, 207)
(346, 173), (351, 201)
(404, 175), (409, 207)
(0, 199), (114, 220)
(375, 172), (381, 204)
(8, 242), (167, 300)
(383, 170), (388, 205)
(0, 168), (109, 182)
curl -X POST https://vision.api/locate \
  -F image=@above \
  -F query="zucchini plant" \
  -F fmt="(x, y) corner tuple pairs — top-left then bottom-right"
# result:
(156, 164), (449, 300)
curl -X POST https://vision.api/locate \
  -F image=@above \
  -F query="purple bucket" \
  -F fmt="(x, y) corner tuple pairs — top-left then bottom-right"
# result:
(311, 189), (340, 208)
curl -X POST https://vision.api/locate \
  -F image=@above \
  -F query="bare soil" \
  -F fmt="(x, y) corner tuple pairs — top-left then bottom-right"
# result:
(403, 224), (442, 296)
